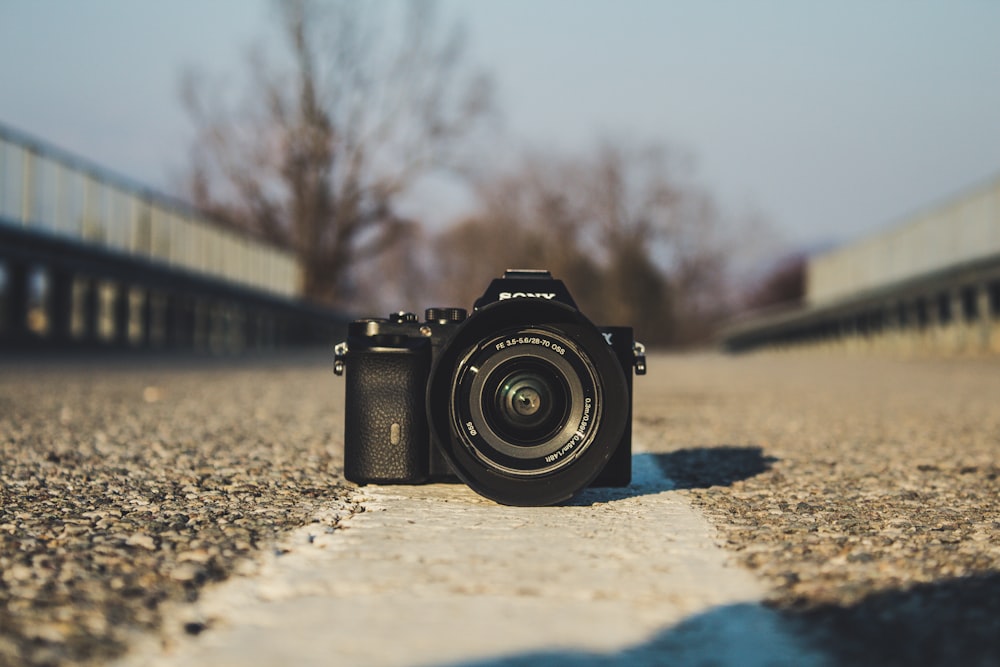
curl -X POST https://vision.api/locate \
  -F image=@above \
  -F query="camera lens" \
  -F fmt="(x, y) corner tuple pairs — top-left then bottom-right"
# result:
(486, 361), (569, 447)
(426, 299), (629, 506)
(451, 329), (595, 476)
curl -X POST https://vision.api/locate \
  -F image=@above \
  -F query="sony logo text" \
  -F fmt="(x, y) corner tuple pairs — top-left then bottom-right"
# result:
(498, 292), (557, 300)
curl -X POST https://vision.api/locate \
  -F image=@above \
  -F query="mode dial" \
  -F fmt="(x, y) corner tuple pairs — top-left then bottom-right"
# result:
(425, 307), (467, 323)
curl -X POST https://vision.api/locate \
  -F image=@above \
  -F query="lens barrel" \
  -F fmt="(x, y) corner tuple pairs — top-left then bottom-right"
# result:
(427, 299), (629, 506)
(454, 329), (597, 475)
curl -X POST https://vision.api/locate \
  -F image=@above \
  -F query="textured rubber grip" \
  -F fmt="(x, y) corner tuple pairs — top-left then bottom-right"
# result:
(343, 344), (431, 484)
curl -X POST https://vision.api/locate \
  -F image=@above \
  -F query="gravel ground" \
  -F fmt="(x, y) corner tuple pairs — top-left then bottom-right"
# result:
(638, 353), (1000, 666)
(0, 353), (354, 667)
(2, 351), (998, 666)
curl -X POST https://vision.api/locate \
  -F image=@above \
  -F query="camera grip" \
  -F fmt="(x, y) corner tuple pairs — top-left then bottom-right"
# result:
(344, 344), (431, 484)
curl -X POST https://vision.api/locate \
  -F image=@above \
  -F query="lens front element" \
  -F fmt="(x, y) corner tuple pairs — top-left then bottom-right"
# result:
(494, 366), (564, 443)
(426, 298), (630, 506)
(454, 329), (599, 476)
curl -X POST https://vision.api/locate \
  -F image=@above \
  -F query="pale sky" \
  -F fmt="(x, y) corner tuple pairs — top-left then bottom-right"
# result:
(2, 1), (999, 254)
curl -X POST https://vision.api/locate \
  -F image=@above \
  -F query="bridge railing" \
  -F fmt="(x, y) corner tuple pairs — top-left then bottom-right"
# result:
(0, 123), (299, 298)
(807, 175), (1000, 306)
(0, 123), (346, 352)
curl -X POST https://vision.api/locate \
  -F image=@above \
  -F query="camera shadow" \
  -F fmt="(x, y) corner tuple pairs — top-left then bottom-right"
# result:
(652, 445), (778, 490)
(566, 446), (776, 506)
(441, 571), (1000, 667)
(782, 571), (1000, 667)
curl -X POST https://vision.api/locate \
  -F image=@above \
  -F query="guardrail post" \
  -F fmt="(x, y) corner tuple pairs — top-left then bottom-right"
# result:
(150, 292), (167, 348)
(245, 310), (264, 351)
(126, 287), (142, 346)
(904, 300), (920, 355)
(228, 304), (245, 355)
(173, 294), (194, 349)
(880, 300), (896, 353)
(140, 289), (154, 348)
(926, 294), (941, 354)
(49, 268), (74, 343)
(114, 282), (130, 348)
(259, 310), (270, 350)
(950, 288), (965, 353)
(3, 260), (30, 342)
(843, 316), (856, 346)
(208, 301), (224, 355)
(276, 316), (288, 348)
(164, 293), (180, 348)
(185, 295), (197, 349)
(81, 277), (100, 344)
(978, 283), (993, 352)
(193, 298), (208, 352)
(253, 311), (268, 351)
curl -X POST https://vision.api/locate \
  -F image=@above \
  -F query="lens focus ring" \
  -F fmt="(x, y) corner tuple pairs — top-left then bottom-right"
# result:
(452, 328), (600, 477)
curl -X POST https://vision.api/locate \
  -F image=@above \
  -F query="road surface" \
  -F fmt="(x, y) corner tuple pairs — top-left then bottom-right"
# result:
(1, 352), (997, 666)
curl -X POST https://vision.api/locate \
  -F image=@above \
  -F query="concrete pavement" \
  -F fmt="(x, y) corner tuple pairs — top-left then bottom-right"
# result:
(114, 453), (825, 667)
(2, 351), (998, 666)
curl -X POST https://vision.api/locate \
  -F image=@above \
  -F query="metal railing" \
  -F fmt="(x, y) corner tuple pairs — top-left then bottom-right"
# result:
(0, 123), (346, 352)
(0, 123), (300, 298)
(808, 174), (1000, 305)
(723, 172), (1000, 354)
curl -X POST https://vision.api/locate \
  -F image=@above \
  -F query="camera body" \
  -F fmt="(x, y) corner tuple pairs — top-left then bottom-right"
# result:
(334, 269), (646, 506)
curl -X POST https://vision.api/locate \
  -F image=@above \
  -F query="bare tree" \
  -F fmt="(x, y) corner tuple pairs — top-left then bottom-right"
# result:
(743, 253), (806, 311)
(181, 0), (492, 306)
(432, 141), (737, 346)
(572, 142), (735, 345)
(436, 142), (752, 345)
(430, 156), (601, 312)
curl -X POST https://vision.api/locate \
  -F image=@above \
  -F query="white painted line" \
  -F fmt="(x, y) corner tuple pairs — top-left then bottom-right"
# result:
(117, 451), (828, 667)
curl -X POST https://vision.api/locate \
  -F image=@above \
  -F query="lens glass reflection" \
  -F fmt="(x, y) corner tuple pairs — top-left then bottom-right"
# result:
(485, 360), (569, 447)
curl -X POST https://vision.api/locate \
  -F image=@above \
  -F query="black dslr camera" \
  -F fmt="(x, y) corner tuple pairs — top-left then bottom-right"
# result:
(333, 270), (646, 506)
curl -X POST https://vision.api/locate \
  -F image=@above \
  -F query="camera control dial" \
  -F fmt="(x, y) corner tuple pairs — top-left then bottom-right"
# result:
(425, 308), (468, 323)
(391, 311), (419, 323)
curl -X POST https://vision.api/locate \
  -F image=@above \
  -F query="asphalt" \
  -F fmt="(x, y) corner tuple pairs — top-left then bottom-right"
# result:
(0, 354), (355, 666)
(1, 351), (998, 666)
(114, 452), (826, 667)
(637, 353), (1000, 666)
